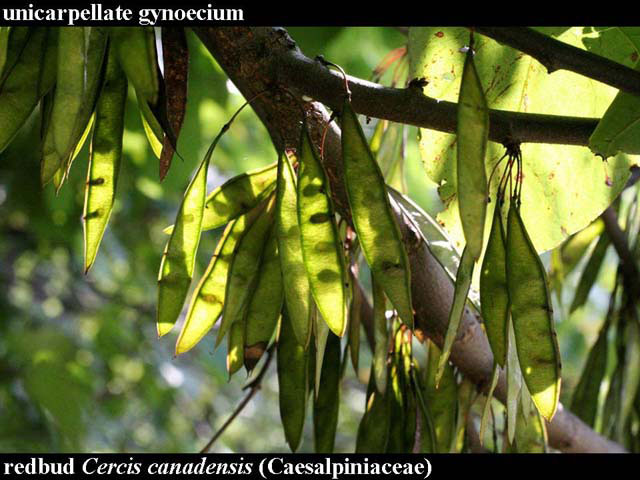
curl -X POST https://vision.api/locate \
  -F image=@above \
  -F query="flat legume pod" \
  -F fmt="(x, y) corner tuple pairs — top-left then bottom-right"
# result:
(83, 45), (128, 272)
(506, 205), (561, 421)
(341, 100), (413, 328)
(244, 225), (283, 371)
(297, 123), (348, 337)
(348, 273), (363, 373)
(313, 307), (330, 398)
(355, 368), (391, 453)
(175, 202), (265, 355)
(313, 331), (341, 453)
(227, 316), (246, 377)
(506, 316), (522, 444)
(456, 47), (489, 260)
(0, 27), (57, 154)
(276, 152), (313, 347)
(436, 245), (474, 385)
(277, 307), (309, 452)
(216, 196), (275, 346)
(509, 390), (548, 453)
(0, 27), (30, 83)
(372, 276), (389, 394)
(109, 27), (158, 106)
(164, 162), (277, 235)
(41, 27), (108, 186)
(423, 341), (457, 453)
(480, 201), (509, 366)
(157, 131), (219, 336)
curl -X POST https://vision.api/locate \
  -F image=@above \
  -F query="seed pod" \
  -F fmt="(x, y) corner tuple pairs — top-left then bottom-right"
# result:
(348, 274), (363, 373)
(355, 367), (391, 453)
(164, 162), (277, 235)
(506, 204), (561, 422)
(423, 341), (457, 453)
(480, 201), (509, 367)
(216, 196), (276, 345)
(277, 307), (309, 452)
(297, 122), (348, 337)
(313, 331), (341, 453)
(456, 46), (489, 260)
(175, 204), (264, 355)
(372, 276), (389, 394)
(506, 316), (522, 444)
(276, 151), (313, 347)
(341, 99), (413, 328)
(243, 225), (283, 370)
(83, 44), (127, 272)
(436, 245), (474, 385)
(41, 27), (108, 186)
(227, 316), (246, 377)
(0, 28), (57, 154)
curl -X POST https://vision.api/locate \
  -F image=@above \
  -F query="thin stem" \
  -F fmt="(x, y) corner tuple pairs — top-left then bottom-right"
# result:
(199, 347), (275, 453)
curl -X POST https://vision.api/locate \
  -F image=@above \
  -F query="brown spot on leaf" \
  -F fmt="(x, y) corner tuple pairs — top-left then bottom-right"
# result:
(435, 31), (444, 38)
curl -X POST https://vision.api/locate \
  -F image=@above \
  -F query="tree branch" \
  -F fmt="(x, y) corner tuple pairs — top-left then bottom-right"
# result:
(192, 26), (626, 454)
(472, 27), (640, 97)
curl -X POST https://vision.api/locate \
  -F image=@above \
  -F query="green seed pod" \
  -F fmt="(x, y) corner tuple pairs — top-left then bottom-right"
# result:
(297, 122), (348, 337)
(83, 44), (127, 272)
(506, 204), (561, 422)
(341, 99), (413, 328)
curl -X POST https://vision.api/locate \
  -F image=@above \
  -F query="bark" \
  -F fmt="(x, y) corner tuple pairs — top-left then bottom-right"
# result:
(193, 26), (627, 453)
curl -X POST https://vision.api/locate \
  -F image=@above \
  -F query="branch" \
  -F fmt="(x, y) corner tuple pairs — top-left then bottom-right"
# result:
(601, 206), (640, 298)
(192, 26), (627, 454)
(200, 347), (275, 453)
(472, 27), (640, 97)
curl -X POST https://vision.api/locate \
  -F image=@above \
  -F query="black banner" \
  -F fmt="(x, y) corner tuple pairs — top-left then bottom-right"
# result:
(0, 453), (624, 479)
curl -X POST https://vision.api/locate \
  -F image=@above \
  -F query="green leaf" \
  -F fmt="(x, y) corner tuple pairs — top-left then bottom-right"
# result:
(456, 46), (489, 260)
(570, 233), (610, 313)
(571, 315), (611, 427)
(407, 27), (637, 254)
(83, 45), (127, 272)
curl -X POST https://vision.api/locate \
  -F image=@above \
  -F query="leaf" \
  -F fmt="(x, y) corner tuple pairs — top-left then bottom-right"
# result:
(297, 123), (348, 337)
(276, 152), (313, 347)
(83, 45), (127, 272)
(570, 233), (610, 313)
(436, 245), (474, 385)
(407, 27), (637, 254)
(456, 45), (489, 260)
(0, 28), (57, 154)
(277, 307), (309, 452)
(571, 315), (611, 427)
(159, 27), (189, 180)
(313, 331), (341, 453)
(341, 99), (413, 327)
